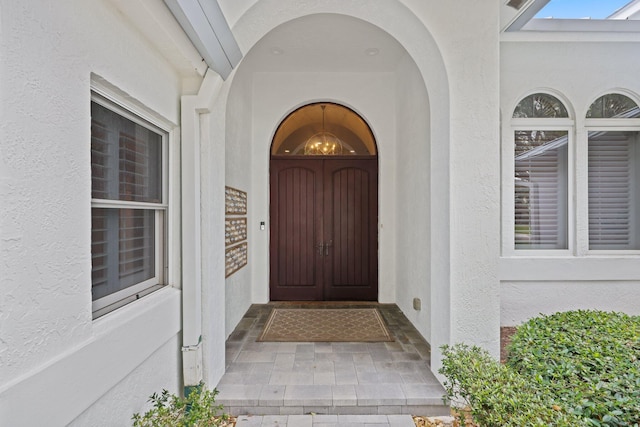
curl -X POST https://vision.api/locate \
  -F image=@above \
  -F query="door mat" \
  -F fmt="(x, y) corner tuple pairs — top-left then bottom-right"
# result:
(257, 308), (394, 342)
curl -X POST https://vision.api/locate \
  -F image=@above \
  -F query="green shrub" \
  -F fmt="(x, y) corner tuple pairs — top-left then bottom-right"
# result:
(132, 383), (230, 427)
(440, 343), (580, 426)
(440, 310), (640, 427)
(507, 310), (640, 426)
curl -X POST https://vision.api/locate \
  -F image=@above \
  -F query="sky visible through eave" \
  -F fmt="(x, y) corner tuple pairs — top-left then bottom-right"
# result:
(535, 0), (632, 19)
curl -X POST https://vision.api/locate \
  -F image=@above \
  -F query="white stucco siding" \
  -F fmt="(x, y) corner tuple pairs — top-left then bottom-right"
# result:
(0, 0), (184, 424)
(394, 53), (432, 342)
(500, 40), (640, 326)
(218, 0), (256, 30)
(404, 1), (502, 353)
(224, 67), (254, 338)
(199, 78), (229, 386)
(501, 41), (640, 121)
(69, 333), (182, 427)
(501, 281), (640, 326)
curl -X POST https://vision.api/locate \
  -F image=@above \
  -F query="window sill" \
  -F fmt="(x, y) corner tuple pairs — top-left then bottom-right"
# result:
(93, 284), (167, 320)
(93, 285), (180, 334)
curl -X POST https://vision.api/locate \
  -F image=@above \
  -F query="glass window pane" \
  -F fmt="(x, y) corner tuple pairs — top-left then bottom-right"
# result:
(91, 208), (156, 301)
(588, 130), (640, 249)
(513, 94), (569, 119)
(91, 102), (162, 203)
(271, 103), (377, 156)
(586, 94), (640, 119)
(515, 130), (569, 249)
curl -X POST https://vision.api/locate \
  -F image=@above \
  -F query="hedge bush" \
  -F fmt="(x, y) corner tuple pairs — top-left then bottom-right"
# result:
(507, 310), (640, 426)
(440, 310), (640, 427)
(440, 344), (581, 426)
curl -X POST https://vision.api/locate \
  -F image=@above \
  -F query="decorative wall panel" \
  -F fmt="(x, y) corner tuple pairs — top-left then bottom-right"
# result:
(225, 186), (247, 215)
(225, 242), (248, 278)
(225, 186), (248, 278)
(225, 217), (247, 246)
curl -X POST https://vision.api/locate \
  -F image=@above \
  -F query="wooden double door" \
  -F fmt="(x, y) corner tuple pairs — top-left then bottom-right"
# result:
(269, 158), (378, 301)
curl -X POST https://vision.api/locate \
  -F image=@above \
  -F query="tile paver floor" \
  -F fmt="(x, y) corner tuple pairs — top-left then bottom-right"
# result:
(235, 414), (417, 426)
(216, 303), (449, 419)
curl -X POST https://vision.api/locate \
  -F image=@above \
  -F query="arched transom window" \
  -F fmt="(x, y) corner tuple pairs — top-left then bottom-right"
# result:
(513, 93), (569, 119)
(271, 103), (377, 157)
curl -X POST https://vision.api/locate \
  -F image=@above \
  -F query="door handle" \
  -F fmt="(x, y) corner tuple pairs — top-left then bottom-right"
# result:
(316, 241), (333, 256)
(325, 240), (333, 256)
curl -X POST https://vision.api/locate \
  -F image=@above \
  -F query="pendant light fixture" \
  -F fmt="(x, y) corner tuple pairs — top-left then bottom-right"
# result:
(304, 104), (344, 155)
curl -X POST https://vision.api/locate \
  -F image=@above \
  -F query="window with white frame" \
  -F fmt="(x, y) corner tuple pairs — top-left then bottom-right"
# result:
(512, 93), (570, 250)
(91, 93), (167, 318)
(586, 93), (640, 250)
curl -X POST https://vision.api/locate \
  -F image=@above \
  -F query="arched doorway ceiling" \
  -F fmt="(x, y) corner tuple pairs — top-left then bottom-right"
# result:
(225, 0), (449, 124)
(237, 13), (409, 73)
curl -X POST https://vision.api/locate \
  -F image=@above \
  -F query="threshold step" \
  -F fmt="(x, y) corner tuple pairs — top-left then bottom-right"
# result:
(217, 382), (449, 416)
(235, 414), (417, 427)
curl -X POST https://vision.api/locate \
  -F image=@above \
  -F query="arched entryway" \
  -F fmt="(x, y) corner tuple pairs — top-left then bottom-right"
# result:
(215, 5), (452, 378)
(269, 103), (379, 301)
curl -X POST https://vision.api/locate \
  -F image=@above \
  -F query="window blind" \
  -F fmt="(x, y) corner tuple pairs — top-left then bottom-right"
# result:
(119, 209), (155, 287)
(515, 130), (568, 249)
(588, 132), (636, 249)
(90, 99), (164, 310)
(119, 129), (161, 203)
(91, 103), (161, 203)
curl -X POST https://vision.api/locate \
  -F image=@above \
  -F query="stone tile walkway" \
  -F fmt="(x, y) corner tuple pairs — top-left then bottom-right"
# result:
(216, 303), (448, 419)
(235, 414), (416, 426)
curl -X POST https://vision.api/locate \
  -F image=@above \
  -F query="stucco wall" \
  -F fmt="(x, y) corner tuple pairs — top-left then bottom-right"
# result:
(500, 40), (640, 326)
(199, 78), (229, 386)
(224, 66), (254, 338)
(68, 334), (182, 427)
(394, 53), (432, 341)
(0, 0), (183, 424)
(404, 0), (501, 354)
(501, 281), (640, 326)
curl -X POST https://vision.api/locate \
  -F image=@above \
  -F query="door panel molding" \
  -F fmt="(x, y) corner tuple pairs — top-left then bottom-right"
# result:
(270, 158), (378, 301)
(324, 159), (378, 300)
(270, 160), (324, 300)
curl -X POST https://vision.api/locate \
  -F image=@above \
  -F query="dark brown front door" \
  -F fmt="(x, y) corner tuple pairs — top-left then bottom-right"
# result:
(269, 158), (378, 301)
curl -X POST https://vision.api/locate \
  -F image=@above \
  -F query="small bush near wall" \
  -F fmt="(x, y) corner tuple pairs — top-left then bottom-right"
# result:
(132, 384), (232, 427)
(440, 310), (640, 427)
(440, 344), (580, 426)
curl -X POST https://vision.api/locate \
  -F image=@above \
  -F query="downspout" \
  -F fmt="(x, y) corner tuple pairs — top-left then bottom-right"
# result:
(181, 70), (223, 396)
(164, 0), (241, 394)
(181, 89), (203, 397)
